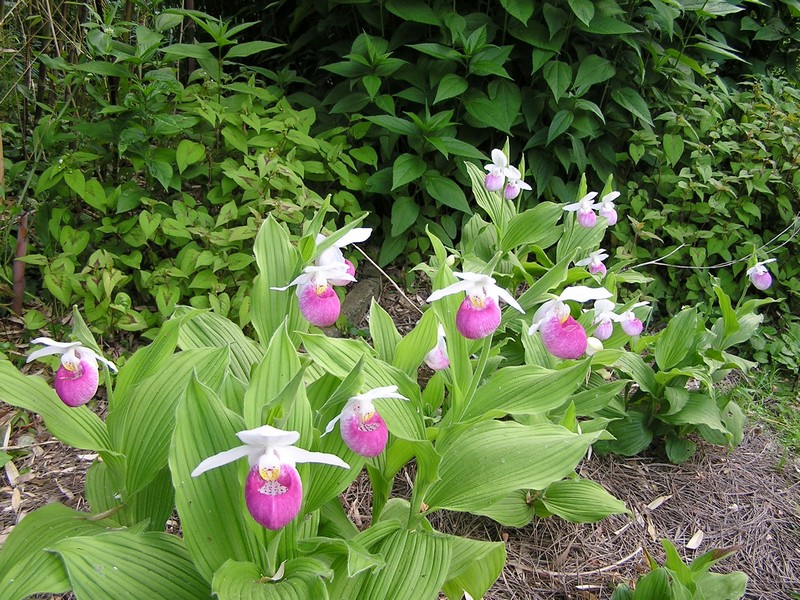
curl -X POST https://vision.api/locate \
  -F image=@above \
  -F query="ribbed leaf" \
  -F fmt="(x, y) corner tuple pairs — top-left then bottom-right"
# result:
(392, 308), (438, 377)
(441, 535), (505, 600)
(541, 478), (628, 522)
(595, 410), (653, 456)
(426, 421), (600, 511)
(500, 202), (563, 252)
(464, 161), (506, 228)
(301, 334), (426, 440)
(113, 319), (180, 403)
(251, 217), (305, 346)
(369, 299), (402, 364)
(464, 360), (590, 418)
(110, 347), (230, 495)
(556, 218), (607, 263)
(0, 359), (112, 452)
(0, 504), (116, 600)
(303, 429), (365, 514)
(655, 308), (698, 371)
(52, 531), (211, 599)
(212, 558), (331, 600)
(298, 537), (384, 578)
(170, 377), (267, 580)
(614, 352), (659, 393)
(569, 380), (628, 415)
(174, 307), (264, 381)
(508, 256), (571, 317)
(659, 393), (728, 434)
(471, 489), (535, 527)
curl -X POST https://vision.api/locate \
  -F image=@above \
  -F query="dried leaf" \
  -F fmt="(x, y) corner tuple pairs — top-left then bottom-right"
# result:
(686, 529), (704, 550)
(646, 494), (672, 511)
(646, 515), (657, 541)
(4, 460), (19, 486)
(11, 487), (21, 512)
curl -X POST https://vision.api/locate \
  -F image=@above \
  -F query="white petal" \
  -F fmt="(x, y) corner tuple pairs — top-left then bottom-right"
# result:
(271, 272), (310, 291)
(579, 191), (599, 203)
(506, 165), (521, 180)
(322, 413), (342, 437)
(335, 228), (372, 247)
(527, 321), (541, 335)
(575, 256), (591, 267)
(427, 280), (474, 303)
(491, 148), (508, 168)
(455, 271), (495, 285)
(493, 285), (525, 313)
(281, 446), (350, 469)
(518, 181), (532, 191)
(27, 343), (79, 363)
(317, 245), (345, 267)
(30, 337), (81, 348)
(594, 298), (616, 313)
(602, 191), (620, 203)
(531, 299), (558, 325)
(91, 351), (118, 373)
(632, 301), (651, 309)
(562, 202), (581, 212)
(559, 286), (612, 303)
(237, 425), (300, 447)
(353, 385), (408, 403)
(191, 445), (252, 477)
(436, 323), (447, 339)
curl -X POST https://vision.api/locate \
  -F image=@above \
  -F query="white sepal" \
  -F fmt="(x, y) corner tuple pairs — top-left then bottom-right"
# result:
(237, 424), (300, 447)
(191, 445), (254, 477)
(280, 446), (350, 469)
(558, 286), (612, 303)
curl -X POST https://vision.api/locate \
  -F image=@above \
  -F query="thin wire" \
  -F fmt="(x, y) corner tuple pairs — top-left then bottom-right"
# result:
(622, 213), (800, 272)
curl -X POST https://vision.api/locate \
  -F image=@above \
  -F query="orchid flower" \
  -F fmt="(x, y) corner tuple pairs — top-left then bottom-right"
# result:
(576, 249), (609, 277)
(620, 302), (650, 336)
(528, 286), (612, 359)
(585, 336), (604, 357)
(324, 386), (409, 457)
(598, 191), (620, 226)
(315, 227), (372, 286)
(747, 258), (776, 291)
(192, 424), (348, 530)
(424, 324), (450, 371)
(27, 338), (117, 407)
(591, 298), (621, 341)
(503, 166), (532, 200)
(563, 192), (599, 228)
(272, 263), (354, 327)
(483, 149), (511, 192)
(427, 272), (524, 340)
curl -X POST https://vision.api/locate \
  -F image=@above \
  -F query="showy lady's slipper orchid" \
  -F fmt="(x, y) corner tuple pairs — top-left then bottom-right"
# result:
(528, 286), (612, 359)
(599, 191), (620, 225)
(424, 324), (450, 371)
(427, 272), (524, 340)
(591, 298), (621, 341)
(484, 149), (511, 192)
(620, 302), (650, 336)
(576, 249), (609, 277)
(192, 425), (349, 530)
(272, 264), (354, 327)
(27, 338), (117, 407)
(563, 192), (600, 228)
(324, 386), (409, 457)
(504, 166), (532, 200)
(747, 258), (776, 291)
(315, 228), (372, 286)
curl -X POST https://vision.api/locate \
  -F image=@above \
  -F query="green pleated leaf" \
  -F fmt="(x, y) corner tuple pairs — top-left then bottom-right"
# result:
(471, 489), (535, 527)
(303, 425), (365, 513)
(244, 321), (301, 428)
(464, 360), (590, 419)
(369, 299), (402, 364)
(556, 218), (608, 263)
(301, 334), (426, 441)
(356, 529), (451, 600)
(614, 352), (659, 393)
(52, 530), (211, 599)
(633, 567), (671, 600)
(464, 161), (505, 228)
(655, 308), (698, 371)
(174, 307), (263, 381)
(298, 537), (384, 578)
(0, 504), (117, 600)
(594, 411), (653, 456)
(109, 347), (230, 496)
(569, 380), (628, 415)
(392, 307), (438, 377)
(508, 256), (571, 316)
(123, 466), (176, 531)
(611, 87), (653, 126)
(0, 359), (112, 453)
(212, 558), (331, 600)
(170, 377), (267, 580)
(659, 393), (728, 434)
(442, 535), (506, 600)
(251, 216), (305, 346)
(113, 319), (180, 404)
(541, 478), (628, 522)
(500, 202), (563, 252)
(426, 421), (601, 511)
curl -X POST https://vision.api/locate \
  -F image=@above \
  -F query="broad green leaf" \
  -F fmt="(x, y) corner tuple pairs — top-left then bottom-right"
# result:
(173, 308), (264, 382)
(392, 308), (438, 377)
(500, 202), (563, 251)
(426, 421), (601, 511)
(176, 139), (206, 173)
(696, 572), (748, 599)
(424, 173), (471, 213)
(547, 110), (574, 145)
(594, 411), (653, 456)
(434, 74), (468, 104)
(113, 319), (180, 404)
(0, 504), (116, 600)
(391, 196), (420, 236)
(573, 55), (615, 91)
(464, 360), (590, 418)
(543, 60), (571, 103)
(662, 133), (684, 167)
(392, 153), (427, 190)
(0, 359), (112, 452)
(541, 479), (628, 522)
(659, 393), (728, 434)
(568, 0), (595, 25)
(611, 87), (654, 126)
(569, 380), (628, 415)
(464, 161), (505, 228)
(614, 352), (659, 393)
(471, 489), (535, 527)
(500, 0), (534, 23)
(74, 60), (131, 78)
(508, 256), (571, 316)
(52, 531), (210, 599)
(633, 567), (671, 600)
(442, 535), (505, 600)
(712, 284), (739, 345)
(110, 347), (229, 496)
(369, 299), (402, 364)
(364, 115), (419, 136)
(251, 217), (305, 346)
(556, 217), (607, 262)
(298, 537), (383, 578)
(212, 558), (331, 599)
(385, 0), (441, 24)
(655, 308), (697, 370)
(225, 41), (283, 59)
(170, 377), (267, 580)
(162, 42), (215, 61)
